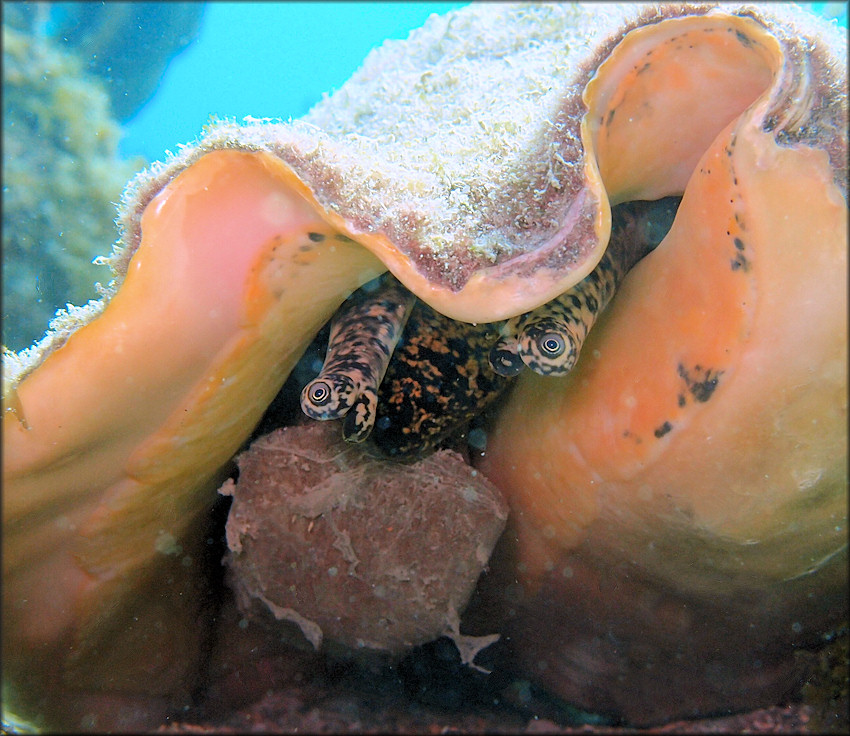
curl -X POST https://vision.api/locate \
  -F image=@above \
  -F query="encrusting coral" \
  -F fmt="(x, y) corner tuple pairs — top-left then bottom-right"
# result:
(2, 2), (846, 732)
(1, 23), (140, 351)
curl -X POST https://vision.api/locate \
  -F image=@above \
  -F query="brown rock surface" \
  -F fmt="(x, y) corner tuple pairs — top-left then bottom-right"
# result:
(221, 421), (508, 654)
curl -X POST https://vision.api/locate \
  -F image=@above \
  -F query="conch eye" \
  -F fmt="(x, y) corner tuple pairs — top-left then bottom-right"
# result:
(539, 332), (566, 358)
(308, 380), (333, 406)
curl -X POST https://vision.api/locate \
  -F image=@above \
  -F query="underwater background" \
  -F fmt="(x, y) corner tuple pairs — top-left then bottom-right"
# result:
(120, 1), (471, 162)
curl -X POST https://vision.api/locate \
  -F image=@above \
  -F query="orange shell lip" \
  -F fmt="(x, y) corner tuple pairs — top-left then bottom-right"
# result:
(482, 3), (847, 573)
(247, 153), (610, 324)
(346, 186), (608, 323)
(478, 6), (846, 723)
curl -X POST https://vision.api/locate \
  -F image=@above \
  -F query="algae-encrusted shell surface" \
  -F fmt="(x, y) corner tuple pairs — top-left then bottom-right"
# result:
(105, 3), (627, 325)
(2, 2), (847, 731)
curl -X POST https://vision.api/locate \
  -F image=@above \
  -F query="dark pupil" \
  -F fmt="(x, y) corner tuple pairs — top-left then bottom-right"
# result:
(540, 333), (565, 357)
(309, 381), (332, 405)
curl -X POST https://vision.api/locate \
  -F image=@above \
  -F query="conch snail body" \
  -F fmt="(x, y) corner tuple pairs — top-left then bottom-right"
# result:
(2, 2), (846, 730)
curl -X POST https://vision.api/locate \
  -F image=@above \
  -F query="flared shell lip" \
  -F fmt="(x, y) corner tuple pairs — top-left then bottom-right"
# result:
(331, 185), (611, 324)
(182, 142), (610, 325)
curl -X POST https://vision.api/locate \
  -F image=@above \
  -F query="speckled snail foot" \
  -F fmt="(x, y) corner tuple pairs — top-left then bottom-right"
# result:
(490, 196), (680, 377)
(221, 421), (508, 655)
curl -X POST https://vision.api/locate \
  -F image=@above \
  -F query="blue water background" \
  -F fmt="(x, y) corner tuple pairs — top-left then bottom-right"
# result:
(120, 2), (470, 162)
(118, 1), (847, 163)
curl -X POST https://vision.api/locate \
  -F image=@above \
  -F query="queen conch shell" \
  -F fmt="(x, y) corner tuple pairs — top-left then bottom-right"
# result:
(2, 2), (846, 730)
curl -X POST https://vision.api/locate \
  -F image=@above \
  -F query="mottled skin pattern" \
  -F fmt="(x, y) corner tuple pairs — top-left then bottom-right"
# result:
(370, 302), (511, 458)
(491, 196), (681, 376)
(300, 274), (415, 441)
(302, 197), (680, 456)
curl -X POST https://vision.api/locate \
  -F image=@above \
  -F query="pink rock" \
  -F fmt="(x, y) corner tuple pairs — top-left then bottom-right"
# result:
(221, 421), (508, 654)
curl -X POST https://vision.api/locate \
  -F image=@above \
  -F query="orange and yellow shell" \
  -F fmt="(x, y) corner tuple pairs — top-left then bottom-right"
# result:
(2, 2), (846, 730)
